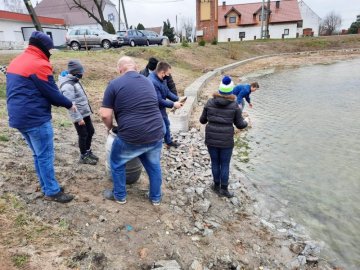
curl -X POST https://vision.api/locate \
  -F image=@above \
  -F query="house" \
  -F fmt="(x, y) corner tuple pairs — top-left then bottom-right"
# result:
(0, 10), (66, 49)
(145, 26), (163, 36)
(196, 0), (321, 42)
(0, 0), (27, 14)
(34, 0), (124, 31)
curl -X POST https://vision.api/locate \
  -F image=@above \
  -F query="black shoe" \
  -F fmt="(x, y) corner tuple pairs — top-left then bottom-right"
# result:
(79, 154), (97, 165)
(44, 192), (74, 203)
(166, 141), (180, 149)
(86, 150), (99, 161)
(219, 188), (234, 198)
(41, 186), (64, 195)
(211, 183), (221, 194)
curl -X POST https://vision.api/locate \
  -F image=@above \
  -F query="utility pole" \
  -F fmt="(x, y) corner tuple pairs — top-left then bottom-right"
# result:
(265, 0), (270, 38)
(120, 0), (128, 29)
(118, 0), (121, 31)
(23, 0), (43, 32)
(260, 0), (264, 38)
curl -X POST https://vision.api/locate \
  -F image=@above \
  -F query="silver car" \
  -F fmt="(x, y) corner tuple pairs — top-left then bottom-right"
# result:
(66, 28), (120, 50)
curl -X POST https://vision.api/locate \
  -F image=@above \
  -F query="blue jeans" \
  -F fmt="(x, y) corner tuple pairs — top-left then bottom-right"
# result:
(163, 116), (173, 144)
(18, 121), (61, 196)
(207, 146), (233, 186)
(110, 136), (163, 201)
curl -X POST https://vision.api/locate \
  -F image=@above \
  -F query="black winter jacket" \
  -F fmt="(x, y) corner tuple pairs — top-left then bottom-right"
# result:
(139, 67), (178, 95)
(199, 93), (248, 148)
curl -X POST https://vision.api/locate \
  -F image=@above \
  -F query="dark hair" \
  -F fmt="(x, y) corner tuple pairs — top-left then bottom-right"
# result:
(156, 61), (171, 73)
(147, 57), (158, 71)
(251, 82), (259, 88)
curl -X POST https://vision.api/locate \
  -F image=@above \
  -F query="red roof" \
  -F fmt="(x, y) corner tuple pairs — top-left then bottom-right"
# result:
(0, 10), (65, 25)
(218, 0), (302, 27)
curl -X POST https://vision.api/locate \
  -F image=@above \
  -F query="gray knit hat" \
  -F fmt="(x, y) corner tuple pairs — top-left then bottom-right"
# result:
(68, 60), (84, 75)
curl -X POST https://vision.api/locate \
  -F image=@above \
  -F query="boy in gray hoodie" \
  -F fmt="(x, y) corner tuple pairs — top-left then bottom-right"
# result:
(59, 60), (98, 165)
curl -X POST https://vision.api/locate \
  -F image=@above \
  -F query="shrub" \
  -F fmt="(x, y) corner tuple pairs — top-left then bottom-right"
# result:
(211, 38), (218, 45)
(198, 39), (206, 46)
(181, 40), (189, 47)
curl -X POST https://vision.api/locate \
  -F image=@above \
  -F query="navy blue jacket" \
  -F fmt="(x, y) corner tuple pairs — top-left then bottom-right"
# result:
(6, 46), (72, 129)
(149, 72), (179, 118)
(232, 84), (251, 105)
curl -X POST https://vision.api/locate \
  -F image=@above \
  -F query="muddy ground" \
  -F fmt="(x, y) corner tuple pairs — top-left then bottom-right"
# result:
(1, 45), (359, 269)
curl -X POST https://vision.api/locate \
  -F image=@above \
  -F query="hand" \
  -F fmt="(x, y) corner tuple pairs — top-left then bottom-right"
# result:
(70, 103), (78, 112)
(173, 102), (183, 109)
(78, 119), (85, 125)
(249, 103), (253, 108)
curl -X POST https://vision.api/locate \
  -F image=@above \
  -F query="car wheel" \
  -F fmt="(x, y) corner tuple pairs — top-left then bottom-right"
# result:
(146, 40), (150, 46)
(130, 40), (135, 47)
(71, 41), (80, 51)
(102, 40), (111, 49)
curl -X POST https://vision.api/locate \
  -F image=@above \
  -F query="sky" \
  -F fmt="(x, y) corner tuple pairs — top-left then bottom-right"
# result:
(32, 0), (359, 30)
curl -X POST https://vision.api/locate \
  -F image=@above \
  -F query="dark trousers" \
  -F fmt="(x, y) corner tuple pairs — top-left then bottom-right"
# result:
(163, 115), (172, 144)
(74, 116), (95, 155)
(207, 146), (233, 186)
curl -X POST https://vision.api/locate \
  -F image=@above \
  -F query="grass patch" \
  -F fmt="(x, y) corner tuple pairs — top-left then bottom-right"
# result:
(59, 219), (69, 230)
(0, 134), (9, 142)
(0, 82), (6, 99)
(11, 254), (30, 268)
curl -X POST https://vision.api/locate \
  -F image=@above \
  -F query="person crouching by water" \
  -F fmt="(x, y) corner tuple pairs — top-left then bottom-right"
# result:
(199, 76), (248, 198)
(59, 60), (98, 165)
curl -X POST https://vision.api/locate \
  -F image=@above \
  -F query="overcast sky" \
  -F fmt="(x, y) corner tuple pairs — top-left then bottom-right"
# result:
(33, 0), (359, 30)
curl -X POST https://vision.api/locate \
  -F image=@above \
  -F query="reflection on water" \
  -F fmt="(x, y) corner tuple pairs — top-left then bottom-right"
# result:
(235, 58), (360, 269)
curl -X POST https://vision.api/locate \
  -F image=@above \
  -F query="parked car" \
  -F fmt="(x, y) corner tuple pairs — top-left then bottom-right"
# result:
(116, 30), (148, 47)
(66, 28), (120, 50)
(139, 30), (169, 46)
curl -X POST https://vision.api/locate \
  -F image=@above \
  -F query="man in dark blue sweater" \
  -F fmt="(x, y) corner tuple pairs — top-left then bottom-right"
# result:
(6, 31), (76, 203)
(100, 56), (165, 205)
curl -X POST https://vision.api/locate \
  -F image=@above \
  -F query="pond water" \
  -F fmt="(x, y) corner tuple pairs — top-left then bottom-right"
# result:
(234, 58), (360, 269)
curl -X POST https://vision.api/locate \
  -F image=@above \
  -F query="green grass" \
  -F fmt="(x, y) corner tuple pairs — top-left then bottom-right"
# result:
(11, 254), (30, 268)
(0, 83), (6, 99)
(0, 134), (9, 142)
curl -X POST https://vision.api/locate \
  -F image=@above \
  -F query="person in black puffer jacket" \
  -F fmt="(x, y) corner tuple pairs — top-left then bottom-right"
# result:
(199, 76), (248, 198)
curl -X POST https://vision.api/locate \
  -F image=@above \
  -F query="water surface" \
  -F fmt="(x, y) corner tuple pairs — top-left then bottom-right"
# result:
(235, 58), (360, 269)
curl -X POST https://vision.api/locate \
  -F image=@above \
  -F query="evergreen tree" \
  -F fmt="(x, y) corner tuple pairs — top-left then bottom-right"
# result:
(136, 23), (145, 30)
(104, 21), (116, 34)
(163, 19), (175, 43)
(348, 21), (360, 34)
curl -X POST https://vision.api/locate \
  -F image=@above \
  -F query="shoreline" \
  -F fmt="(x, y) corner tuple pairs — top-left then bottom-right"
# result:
(187, 51), (360, 269)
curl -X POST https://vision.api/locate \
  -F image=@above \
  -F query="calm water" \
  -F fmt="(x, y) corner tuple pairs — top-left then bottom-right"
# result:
(235, 58), (360, 269)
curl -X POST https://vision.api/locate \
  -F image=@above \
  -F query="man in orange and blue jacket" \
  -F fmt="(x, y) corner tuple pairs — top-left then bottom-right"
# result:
(6, 31), (76, 203)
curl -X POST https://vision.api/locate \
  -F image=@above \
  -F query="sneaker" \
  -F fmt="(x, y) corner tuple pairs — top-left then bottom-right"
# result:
(103, 189), (126, 204)
(44, 192), (74, 203)
(166, 141), (180, 149)
(219, 188), (234, 198)
(151, 200), (161, 206)
(79, 154), (97, 165)
(41, 186), (64, 195)
(86, 150), (99, 161)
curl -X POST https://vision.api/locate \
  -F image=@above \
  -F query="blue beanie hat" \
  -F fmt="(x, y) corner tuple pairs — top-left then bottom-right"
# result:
(219, 75), (234, 95)
(29, 31), (54, 50)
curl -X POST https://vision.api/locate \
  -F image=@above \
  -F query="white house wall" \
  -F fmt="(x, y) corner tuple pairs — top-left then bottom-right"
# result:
(218, 23), (298, 42)
(298, 0), (321, 36)
(103, 3), (122, 31)
(0, 20), (65, 48)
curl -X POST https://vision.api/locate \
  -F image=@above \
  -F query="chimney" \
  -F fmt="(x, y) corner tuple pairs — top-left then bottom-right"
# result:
(222, 1), (226, 6)
(276, 1), (280, 8)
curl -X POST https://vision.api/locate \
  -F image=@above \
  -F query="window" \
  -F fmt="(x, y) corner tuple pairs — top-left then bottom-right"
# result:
(239, 32), (245, 38)
(78, 29), (87, 35)
(229, 16), (236, 23)
(297, 21), (303, 28)
(284, 29), (289, 35)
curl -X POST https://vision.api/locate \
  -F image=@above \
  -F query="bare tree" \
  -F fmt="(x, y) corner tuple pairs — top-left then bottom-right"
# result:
(320, 11), (342, 35)
(67, 0), (113, 32)
(180, 17), (194, 41)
